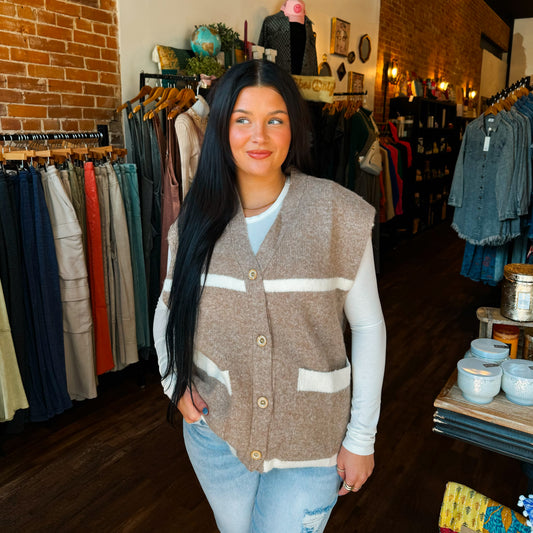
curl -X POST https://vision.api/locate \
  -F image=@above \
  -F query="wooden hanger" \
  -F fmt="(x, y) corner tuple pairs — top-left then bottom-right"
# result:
(167, 88), (197, 120)
(4, 150), (36, 160)
(484, 104), (496, 116)
(51, 148), (73, 158)
(323, 99), (346, 116)
(130, 86), (166, 117)
(484, 99), (504, 116)
(116, 85), (153, 113)
(88, 146), (113, 159)
(145, 88), (183, 120)
(113, 148), (128, 158)
(72, 147), (89, 160)
(344, 100), (362, 120)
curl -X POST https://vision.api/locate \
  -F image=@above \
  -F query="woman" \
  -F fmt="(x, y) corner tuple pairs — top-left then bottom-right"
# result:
(154, 60), (386, 532)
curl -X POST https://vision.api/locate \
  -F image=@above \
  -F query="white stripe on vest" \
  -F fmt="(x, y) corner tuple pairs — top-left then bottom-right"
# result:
(297, 362), (351, 393)
(262, 453), (338, 473)
(194, 350), (232, 395)
(264, 277), (354, 293)
(190, 276), (355, 293)
(200, 273), (247, 292)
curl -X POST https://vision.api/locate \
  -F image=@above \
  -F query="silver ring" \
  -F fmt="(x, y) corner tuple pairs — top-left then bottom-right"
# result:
(336, 466), (345, 472)
(342, 480), (353, 491)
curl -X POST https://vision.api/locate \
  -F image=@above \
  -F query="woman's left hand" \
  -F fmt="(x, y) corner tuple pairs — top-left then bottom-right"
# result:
(336, 446), (374, 496)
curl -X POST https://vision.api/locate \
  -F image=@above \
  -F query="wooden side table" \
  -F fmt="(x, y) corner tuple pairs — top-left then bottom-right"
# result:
(433, 306), (533, 488)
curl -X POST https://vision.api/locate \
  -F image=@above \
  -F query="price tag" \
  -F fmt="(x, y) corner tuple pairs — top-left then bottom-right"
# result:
(518, 291), (531, 310)
(483, 136), (491, 152)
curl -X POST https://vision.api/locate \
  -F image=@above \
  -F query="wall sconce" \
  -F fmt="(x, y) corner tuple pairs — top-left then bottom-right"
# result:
(387, 59), (400, 84)
(466, 87), (477, 100)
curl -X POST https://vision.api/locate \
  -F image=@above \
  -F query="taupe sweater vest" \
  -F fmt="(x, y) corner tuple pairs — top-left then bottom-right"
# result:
(164, 171), (375, 472)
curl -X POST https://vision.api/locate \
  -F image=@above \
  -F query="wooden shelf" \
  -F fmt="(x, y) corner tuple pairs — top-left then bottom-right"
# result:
(389, 96), (460, 235)
(477, 306), (533, 338)
(434, 370), (533, 435)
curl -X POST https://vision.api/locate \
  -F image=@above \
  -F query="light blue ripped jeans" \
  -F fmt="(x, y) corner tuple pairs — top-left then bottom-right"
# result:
(183, 419), (341, 533)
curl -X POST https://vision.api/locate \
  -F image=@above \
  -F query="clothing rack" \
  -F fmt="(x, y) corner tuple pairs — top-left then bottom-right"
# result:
(0, 126), (109, 146)
(333, 91), (368, 96)
(486, 75), (531, 106)
(139, 72), (200, 91)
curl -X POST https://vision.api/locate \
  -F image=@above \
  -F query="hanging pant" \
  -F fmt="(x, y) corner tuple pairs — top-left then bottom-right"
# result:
(105, 163), (138, 369)
(84, 161), (114, 375)
(160, 115), (181, 286)
(71, 162), (88, 255)
(95, 163), (138, 371)
(40, 165), (97, 401)
(114, 163), (150, 350)
(19, 168), (71, 421)
(58, 168), (73, 201)
(95, 164), (114, 351)
(0, 279), (29, 422)
(0, 172), (30, 413)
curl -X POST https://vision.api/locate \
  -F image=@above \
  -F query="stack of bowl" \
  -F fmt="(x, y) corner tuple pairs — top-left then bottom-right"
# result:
(501, 359), (533, 406)
(457, 358), (503, 405)
(458, 338), (509, 404)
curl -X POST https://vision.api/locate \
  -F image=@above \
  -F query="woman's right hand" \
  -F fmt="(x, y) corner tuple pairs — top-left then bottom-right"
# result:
(177, 385), (209, 423)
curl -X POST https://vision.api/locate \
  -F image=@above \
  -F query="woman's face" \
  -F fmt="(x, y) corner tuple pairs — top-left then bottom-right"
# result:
(229, 86), (292, 185)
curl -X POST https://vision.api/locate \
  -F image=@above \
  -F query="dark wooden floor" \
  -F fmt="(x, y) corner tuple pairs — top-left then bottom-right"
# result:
(0, 222), (528, 532)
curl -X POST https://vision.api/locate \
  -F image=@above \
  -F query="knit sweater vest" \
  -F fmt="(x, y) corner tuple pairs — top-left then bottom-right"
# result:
(163, 171), (375, 472)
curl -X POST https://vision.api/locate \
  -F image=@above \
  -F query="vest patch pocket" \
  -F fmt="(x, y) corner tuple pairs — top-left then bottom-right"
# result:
(194, 351), (232, 396)
(297, 361), (351, 393)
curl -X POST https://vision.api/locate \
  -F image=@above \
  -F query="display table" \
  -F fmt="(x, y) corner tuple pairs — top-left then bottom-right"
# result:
(433, 370), (533, 464)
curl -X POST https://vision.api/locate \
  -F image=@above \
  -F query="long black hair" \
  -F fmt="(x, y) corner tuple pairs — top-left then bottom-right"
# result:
(164, 60), (314, 422)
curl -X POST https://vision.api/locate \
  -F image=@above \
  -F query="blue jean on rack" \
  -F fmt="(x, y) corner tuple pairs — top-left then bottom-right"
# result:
(460, 242), (506, 286)
(18, 168), (71, 421)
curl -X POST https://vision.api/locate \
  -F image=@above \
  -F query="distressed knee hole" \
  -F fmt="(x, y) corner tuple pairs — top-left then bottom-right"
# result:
(301, 502), (335, 533)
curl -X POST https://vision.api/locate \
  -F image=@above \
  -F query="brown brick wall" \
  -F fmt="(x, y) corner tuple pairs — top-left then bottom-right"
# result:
(374, 0), (510, 122)
(0, 0), (121, 141)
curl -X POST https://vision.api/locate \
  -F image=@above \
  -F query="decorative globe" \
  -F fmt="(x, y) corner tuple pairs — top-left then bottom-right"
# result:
(191, 25), (221, 57)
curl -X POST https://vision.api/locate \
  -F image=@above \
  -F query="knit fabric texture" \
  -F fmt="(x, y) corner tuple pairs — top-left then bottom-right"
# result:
(164, 171), (375, 472)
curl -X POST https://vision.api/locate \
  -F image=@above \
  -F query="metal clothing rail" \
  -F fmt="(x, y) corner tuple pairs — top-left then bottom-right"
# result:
(139, 72), (201, 91)
(486, 75), (531, 106)
(333, 91), (368, 96)
(0, 125), (109, 146)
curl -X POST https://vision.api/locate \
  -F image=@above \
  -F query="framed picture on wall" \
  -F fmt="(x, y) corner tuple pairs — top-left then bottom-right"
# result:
(330, 18), (350, 56)
(348, 71), (364, 104)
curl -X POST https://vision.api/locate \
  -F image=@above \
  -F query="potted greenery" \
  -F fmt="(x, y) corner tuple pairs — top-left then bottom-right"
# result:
(208, 23), (243, 67)
(184, 54), (225, 78)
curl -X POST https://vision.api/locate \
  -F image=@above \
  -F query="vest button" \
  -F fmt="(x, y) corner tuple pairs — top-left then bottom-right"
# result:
(256, 335), (267, 347)
(257, 396), (269, 408)
(248, 269), (258, 280)
(251, 450), (262, 460)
